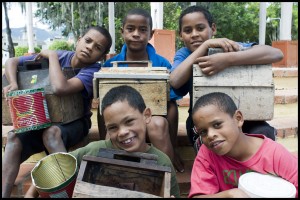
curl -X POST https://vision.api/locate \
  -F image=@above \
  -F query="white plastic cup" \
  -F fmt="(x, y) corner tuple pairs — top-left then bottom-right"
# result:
(238, 172), (296, 198)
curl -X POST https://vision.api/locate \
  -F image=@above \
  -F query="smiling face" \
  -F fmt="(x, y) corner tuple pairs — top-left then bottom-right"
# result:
(192, 104), (243, 156)
(180, 11), (216, 52)
(103, 100), (151, 152)
(121, 14), (152, 53)
(75, 29), (109, 65)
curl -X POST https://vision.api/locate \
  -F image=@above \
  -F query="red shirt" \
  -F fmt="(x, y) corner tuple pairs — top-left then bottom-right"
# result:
(189, 134), (298, 197)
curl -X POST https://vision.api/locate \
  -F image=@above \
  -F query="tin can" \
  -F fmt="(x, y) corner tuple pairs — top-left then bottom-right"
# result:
(7, 88), (51, 133)
(31, 152), (78, 198)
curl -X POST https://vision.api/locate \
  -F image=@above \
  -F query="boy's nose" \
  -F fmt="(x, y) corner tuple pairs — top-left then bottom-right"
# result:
(133, 29), (140, 36)
(191, 29), (199, 37)
(207, 128), (217, 139)
(118, 126), (129, 136)
(86, 43), (93, 50)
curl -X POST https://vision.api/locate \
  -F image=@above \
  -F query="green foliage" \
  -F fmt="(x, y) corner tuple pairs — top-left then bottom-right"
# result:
(32, 2), (298, 51)
(266, 2), (281, 44)
(34, 47), (41, 53)
(48, 40), (72, 51)
(163, 2), (185, 50)
(292, 2), (298, 40)
(14, 46), (41, 57)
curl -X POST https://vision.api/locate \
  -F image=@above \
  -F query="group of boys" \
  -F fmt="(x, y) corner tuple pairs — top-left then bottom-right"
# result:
(2, 5), (297, 198)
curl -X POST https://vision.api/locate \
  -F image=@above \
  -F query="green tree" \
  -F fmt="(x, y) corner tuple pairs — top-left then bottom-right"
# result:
(33, 2), (297, 51)
(266, 2), (281, 43)
(291, 2), (298, 40)
(15, 46), (41, 57)
(48, 40), (72, 51)
(35, 2), (106, 41)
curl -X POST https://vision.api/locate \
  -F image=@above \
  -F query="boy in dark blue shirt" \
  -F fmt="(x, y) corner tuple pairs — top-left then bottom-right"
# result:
(99, 8), (184, 172)
(2, 26), (112, 198)
(170, 5), (283, 152)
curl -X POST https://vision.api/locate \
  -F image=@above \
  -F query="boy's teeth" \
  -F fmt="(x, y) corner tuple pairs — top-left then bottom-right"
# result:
(123, 138), (132, 144)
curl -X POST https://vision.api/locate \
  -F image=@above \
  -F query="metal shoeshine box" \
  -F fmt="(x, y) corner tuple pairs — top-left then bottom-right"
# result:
(2, 59), (84, 125)
(93, 61), (170, 116)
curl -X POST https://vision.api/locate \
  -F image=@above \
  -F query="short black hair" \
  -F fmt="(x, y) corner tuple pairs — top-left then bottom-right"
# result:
(192, 92), (237, 117)
(178, 5), (213, 34)
(122, 8), (153, 30)
(82, 26), (112, 55)
(101, 85), (146, 114)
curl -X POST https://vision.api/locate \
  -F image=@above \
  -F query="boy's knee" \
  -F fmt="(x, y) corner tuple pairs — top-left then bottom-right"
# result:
(151, 116), (168, 131)
(42, 126), (61, 143)
(5, 130), (22, 151)
(7, 130), (18, 142)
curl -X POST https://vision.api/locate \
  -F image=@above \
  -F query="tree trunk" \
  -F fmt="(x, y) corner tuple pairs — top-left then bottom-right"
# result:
(3, 2), (15, 58)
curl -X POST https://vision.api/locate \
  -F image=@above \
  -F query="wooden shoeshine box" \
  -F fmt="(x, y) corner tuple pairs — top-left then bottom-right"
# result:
(93, 61), (170, 116)
(72, 148), (171, 198)
(192, 48), (274, 120)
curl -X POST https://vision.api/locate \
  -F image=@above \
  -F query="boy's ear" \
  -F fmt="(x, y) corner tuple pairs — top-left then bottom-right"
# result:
(234, 110), (244, 128)
(75, 36), (82, 47)
(179, 31), (184, 42)
(211, 23), (217, 36)
(143, 107), (152, 124)
(149, 30), (154, 41)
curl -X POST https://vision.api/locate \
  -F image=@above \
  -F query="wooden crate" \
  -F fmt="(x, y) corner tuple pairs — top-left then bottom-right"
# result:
(72, 148), (171, 198)
(192, 48), (274, 120)
(94, 61), (170, 116)
(2, 60), (84, 125)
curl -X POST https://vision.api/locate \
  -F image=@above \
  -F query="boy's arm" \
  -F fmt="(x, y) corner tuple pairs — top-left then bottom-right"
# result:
(3, 57), (20, 98)
(220, 44), (284, 66)
(195, 44), (283, 76)
(191, 188), (249, 198)
(24, 184), (39, 198)
(35, 50), (84, 96)
(170, 38), (240, 89)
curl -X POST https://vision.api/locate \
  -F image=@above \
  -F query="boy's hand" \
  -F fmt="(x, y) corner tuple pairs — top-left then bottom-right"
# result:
(3, 83), (18, 100)
(34, 50), (57, 60)
(195, 52), (232, 76)
(203, 38), (240, 53)
(227, 188), (250, 198)
(195, 38), (241, 76)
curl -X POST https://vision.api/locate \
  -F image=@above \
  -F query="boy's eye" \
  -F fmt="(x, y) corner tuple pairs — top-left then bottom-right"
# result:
(126, 27), (134, 32)
(183, 28), (192, 34)
(106, 126), (117, 132)
(85, 38), (91, 43)
(196, 27), (204, 32)
(199, 130), (207, 137)
(195, 24), (206, 32)
(140, 27), (148, 32)
(96, 46), (102, 51)
(125, 119), (134, 125)
(213, 122), (222, 129)
(193, 126), (207, 137)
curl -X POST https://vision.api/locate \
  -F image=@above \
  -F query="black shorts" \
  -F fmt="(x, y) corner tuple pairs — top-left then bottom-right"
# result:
(17, 117), (91, 162)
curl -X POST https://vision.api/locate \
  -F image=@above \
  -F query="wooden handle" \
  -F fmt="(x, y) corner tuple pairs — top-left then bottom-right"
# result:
(97, 148), (158, 164)
(111, 61), (152, 68)
(93, 78), (99, 99)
